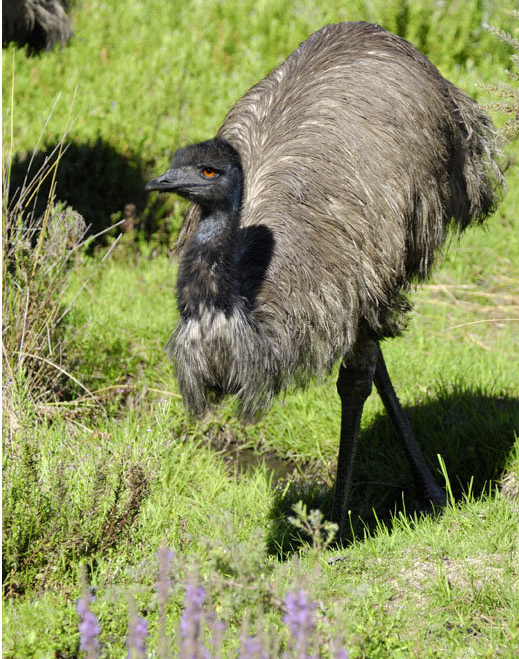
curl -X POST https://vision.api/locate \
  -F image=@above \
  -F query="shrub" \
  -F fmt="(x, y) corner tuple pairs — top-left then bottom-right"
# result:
(483, 11), (519, 141)
(2, 84), (122, 417)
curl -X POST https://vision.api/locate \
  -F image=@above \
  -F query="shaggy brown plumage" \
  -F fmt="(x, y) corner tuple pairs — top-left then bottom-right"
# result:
(165, 22), (502, 418)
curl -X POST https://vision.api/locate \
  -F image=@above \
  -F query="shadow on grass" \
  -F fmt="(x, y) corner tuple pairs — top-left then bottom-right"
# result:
(266, 387), (519, 557)
(7, 139), (177, 240)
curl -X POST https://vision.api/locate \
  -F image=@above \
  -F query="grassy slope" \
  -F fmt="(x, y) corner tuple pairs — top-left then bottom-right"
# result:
(3, 0), (519, 657)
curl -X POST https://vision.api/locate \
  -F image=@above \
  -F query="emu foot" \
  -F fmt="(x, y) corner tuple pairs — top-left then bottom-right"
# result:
(413, 487), (447, 516)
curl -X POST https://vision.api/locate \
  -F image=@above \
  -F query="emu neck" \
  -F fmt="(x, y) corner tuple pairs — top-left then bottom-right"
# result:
(177, 202), (241, 317)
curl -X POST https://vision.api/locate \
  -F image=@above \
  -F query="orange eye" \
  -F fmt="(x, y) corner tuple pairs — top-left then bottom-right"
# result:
(202, 168), (217, 178)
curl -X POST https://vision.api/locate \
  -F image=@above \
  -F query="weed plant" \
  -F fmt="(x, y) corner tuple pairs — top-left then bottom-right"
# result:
(2, 84), (124, 413)
(74, 521), (350, 659)
(2, 114), (84, 406)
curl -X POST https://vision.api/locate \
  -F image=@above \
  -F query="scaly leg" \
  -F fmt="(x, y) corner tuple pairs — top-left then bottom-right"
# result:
(332, 338), (378, 537)
(332, 340), (446, 538)
(373, 344), (446, 510)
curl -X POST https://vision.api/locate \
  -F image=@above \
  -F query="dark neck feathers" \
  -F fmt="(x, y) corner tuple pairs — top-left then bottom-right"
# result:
(176, 185), (242, 318)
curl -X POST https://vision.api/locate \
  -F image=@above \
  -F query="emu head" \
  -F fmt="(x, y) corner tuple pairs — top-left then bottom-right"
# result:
(145, 137), (243, 211)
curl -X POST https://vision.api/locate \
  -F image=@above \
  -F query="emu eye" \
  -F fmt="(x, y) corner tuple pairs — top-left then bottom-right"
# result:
(202, 168), (218, 179)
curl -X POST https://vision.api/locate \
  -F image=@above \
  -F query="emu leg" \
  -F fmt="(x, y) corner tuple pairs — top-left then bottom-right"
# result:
(373, 345), (446, 510)
(332, 339), (378, 538)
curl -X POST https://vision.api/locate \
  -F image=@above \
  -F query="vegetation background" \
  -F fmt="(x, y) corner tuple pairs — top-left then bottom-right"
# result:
(2, 0), (518, 657)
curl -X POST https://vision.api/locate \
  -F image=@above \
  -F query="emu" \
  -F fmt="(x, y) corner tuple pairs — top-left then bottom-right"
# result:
(146, 22), (503, 536)
(2, 0), (72, 54)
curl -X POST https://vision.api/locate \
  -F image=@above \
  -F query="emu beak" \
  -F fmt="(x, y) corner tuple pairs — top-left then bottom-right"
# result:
(145, 168), (181, 192)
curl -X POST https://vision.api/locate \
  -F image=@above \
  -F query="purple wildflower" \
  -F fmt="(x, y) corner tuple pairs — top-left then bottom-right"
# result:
(205, 610), (227, 656)
(239, 635), (269, 659)
(283, 590), (316, 659)
(76, 594), (101, 658)
(156, 545), (174, 659)
(126, 596), (148, 659)
(180, 582), (209, 659)
(333, 647), (349, 659)
(132, 617), (148, 652)
(156, 545), (174, 606)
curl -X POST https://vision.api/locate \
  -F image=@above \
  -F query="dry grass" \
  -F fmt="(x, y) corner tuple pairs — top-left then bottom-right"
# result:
(414, 277), (519, 352)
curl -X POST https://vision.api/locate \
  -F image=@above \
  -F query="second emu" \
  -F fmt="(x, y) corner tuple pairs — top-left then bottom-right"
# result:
(146, 22), (504, 536)
(2, 0), (73, 54)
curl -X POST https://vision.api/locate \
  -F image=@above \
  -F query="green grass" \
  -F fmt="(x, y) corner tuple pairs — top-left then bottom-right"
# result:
(3, 0), (519, 657)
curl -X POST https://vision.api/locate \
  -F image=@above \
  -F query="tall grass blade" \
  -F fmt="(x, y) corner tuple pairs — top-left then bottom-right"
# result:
(437, 454), (456, 507)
